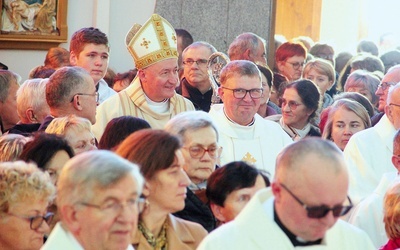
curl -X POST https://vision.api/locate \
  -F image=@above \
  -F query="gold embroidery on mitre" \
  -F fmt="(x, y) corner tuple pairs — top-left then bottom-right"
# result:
(140, 38), (151, 49)
(126, 14), (178, 69)
(242, 152), (257, 164)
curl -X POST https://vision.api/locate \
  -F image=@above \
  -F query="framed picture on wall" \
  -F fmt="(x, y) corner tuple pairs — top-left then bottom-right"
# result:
(0, 0), (67, 50)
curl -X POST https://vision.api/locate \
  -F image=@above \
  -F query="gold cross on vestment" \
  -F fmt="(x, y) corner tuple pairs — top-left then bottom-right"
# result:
(242, 152), (257, 164)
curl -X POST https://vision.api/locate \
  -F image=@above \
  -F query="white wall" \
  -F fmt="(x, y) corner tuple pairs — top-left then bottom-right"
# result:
(0, 0), (156, 81)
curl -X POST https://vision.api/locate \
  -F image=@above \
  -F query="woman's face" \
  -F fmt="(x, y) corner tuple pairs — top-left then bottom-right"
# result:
(330, 107), (366, 151)
(45, 150), (71, 185)
(278, 55), (305, 81)
(0, 199), (50, 250)
(304, 68), (333, 94)
(64, 127), (97, 155)
(260, 73), (271, 105)
(281, 88), (313, 129)
(145, 150), (190, 214)
(346, 85), (374, 104)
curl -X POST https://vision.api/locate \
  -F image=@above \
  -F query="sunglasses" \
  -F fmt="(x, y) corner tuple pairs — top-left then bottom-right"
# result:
(280, 183), (353, 218)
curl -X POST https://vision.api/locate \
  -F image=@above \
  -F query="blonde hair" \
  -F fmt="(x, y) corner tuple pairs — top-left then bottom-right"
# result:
(303, 58), (336, 83)
(0, 161), (55, 214)
(45, 114), (92, 136)
(0, 134), (31, 162)
(384, 182), (400, 239)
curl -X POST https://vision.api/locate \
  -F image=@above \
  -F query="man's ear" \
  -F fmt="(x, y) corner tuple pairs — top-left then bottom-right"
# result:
(138, 69), (146, 82)
(218, 87), (225, 102)
(25, 108), (37, 123)
(70, 51), (78, 66)
(385, 105), (393, 123)
(243, 49), (252, 61)
(392, 155), (400, 173)
(59, 205), (81, 234)
(271, 182), (282, 202)
(210, 203), (227, 223)
(71, 95), (83, 111)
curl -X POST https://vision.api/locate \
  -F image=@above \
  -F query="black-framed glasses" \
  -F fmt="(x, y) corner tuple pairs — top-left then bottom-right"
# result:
(182, 145), (222, 159)
(286, 61), (305, 70)
(280, 183), (353, 219)
(70, 92), (99, 103)
(222, 87), (263, 99)
(8, 212), (54, 230)
(378, 82), (396, 91)
(78, 197), (146, 216)
(183, 59), (208, 66)
(281, 99), (303, 111)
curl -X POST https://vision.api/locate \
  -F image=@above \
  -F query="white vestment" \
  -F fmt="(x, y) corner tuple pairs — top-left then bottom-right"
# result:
(209, 104), (292, 177)
(98, 79), (117, 104)
(198, 188), (375, 250)
(348, 172), (398, 248)
(92, 77), (194, 140)
(343, 114), (396, 203)
(42, 222), (134, 250)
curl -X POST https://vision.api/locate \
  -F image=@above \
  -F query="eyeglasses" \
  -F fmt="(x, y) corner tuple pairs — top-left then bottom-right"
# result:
(286, 61), (305, 70)
(7, 212), (54, 230)
(389, 103), (400, 108)
(70, 92), (100, 103)
(281, 99), (303, 111)
(183, 59), (208, 67)
(378, 82), (396, 91)
(78, 197), (146, 216)
(182, 145), (222, 159)
(222, 87), (263, 99)
(280, 183), (353, 219)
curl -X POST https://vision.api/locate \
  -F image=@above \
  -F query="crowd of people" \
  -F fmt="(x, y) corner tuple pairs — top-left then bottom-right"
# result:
(2, 11), (400, 249)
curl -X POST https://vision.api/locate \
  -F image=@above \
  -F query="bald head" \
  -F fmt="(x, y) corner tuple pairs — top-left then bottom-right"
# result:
(275, 138), (347, 186)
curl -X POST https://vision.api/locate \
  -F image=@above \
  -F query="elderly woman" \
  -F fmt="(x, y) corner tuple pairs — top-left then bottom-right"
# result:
(0, 161), (55, 250)
(344, 69), (380, 109)
(322, 99), (371, 151)
(0, 133), (31, 162)
(165, 111), (220, 232)
(45, 114), (97, 155)
(19, 133), (74, 184)
(275, 42), (307, 82)
(267, 79), (321, 140)
(381, 182), (400, 249)
(303, 58), (336, 110)
(116, 129), (207, 249)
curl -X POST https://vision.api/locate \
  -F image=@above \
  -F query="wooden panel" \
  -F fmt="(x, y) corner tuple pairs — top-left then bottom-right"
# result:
(275, 0), (321, 41)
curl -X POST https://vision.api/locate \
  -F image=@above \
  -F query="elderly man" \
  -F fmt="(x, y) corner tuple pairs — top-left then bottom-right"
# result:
(344, 68), (400, 203)
(228, 32), (267, 65)
(176, 41), (217, 112)
(349, 129), (400, 247)
(165, 110), (219, 232)
(70, 27), (116, 103)
(39, 66), (98, 131)
(198, 138), (375, 249)
(209, 60), (291, 177)
(0, 70), (20, 134)
(92, 14), (194, 140)
(42, 150), (144, 250)
(7, 79), (49, 135)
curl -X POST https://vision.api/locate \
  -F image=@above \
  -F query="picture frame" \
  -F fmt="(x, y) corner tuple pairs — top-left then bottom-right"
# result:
(0, 0), (68, 50)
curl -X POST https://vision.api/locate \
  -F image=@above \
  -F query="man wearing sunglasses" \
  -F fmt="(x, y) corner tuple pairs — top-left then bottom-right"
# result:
(198, 138), (374, 249)
(208, 60), (291, 178)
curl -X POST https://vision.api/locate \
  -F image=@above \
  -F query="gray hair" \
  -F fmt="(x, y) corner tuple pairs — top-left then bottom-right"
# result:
(0, 70), (21, 103)
(16, 78), (49, 123)
(46, 66), (90, 108)
(228, 32), (266, 61)
(0, 134), (31, 162)
(322, 99), (371, 140)
(164, 111), (219, 143)
(344, 70), (380, 104)
(220, 60), (261, 86)
(57, 150), (144, 208)
(182, 41), (217, 58)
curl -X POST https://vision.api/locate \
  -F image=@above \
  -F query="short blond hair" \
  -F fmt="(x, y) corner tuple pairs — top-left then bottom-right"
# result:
(45, 114), (92, 136)
(0, 161), (55, 214)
